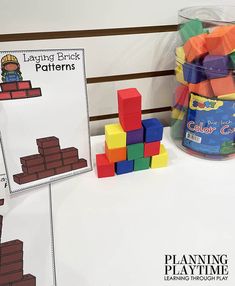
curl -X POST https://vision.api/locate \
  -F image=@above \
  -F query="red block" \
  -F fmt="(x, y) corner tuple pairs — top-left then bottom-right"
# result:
(96, 154), (115, 178)
(13, 173), (38, 184)
(63, 156), (79, 165)
(119, 112), (142, 131)
(37, 169), (55, 180)
(0, 240), (23, 256)
(22, 163), (45, 174)
(174, 85), (189, 107)
(11, 274), (36, 286)
(0, 82), (17, 92)
(189, 80), (214, 98)
(0, 260), (23, 275)
(27, 88), (41, 97)
(54, 165), (72, 175)
(17, 81), (31, 90)
(118, 88), (142, 115)
(36, 137), (59, 148)
(46, 160), (63, 169)
(11, 91), (27, 99)
(0, 92), (11, 100)
(0, 270), (23, 284)
(20, 154), (44, 167)
(72, 159), (88, 170)
(61, 147), (78, 159)
(184, 34), (208, 62)
(38, 146), (61, 156)
(0, 251), (23, 265)
(144, 141), (160, 157)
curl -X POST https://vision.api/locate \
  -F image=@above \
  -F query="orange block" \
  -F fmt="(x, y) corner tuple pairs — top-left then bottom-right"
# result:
(210, 75), (235, 97)
(105, 142), (126, 163)
(189, 80), (214, 98)
(206, 25), (235, 55)
(183, 34), (208, 62)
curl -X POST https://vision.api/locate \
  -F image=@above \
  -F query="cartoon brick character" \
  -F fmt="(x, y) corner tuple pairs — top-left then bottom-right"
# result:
(1, 54), (23, 82)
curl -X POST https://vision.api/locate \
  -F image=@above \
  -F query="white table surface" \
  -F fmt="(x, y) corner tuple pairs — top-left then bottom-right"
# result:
(50, 127), (235, 286)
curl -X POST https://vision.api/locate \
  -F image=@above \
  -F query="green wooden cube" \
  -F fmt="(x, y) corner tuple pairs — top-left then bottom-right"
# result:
(180, 19), (204, 43)
(127, 143), (144, 160)
(134, 157), (150, 171)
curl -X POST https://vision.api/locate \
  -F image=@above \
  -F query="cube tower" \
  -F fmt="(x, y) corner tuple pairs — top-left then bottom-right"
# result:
(96, 88), (168, 178)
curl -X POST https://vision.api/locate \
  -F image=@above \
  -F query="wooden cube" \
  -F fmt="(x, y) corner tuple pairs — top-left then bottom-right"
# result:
(105, 123), (126, 149)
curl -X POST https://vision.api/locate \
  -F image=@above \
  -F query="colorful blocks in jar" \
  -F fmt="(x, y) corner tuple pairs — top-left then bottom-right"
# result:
(183, 34), (208, 62)
(144, 141), (160, 157)
(134, 157), (150, 171)
(96, 154), (115, 178)
(105, 123), (126, 149)
(150, 144), (168, 168)
(118, 88), (142, 115)
(119, 112), (142, 132)
(203, 55), (229, 79)
(206, 25), (235, 55)
(210, 75), (235, 98)
(183, 62), (207, 84)
(115, 160), (134, 175)
(174, 84), (189, 108)
(179, 19), (204, 43)
(105, 142), (126, 163)
(142, 118), (163, 142)
(126, 127), (144, 145)
(188, 80), (214, 98)
(127, 143), (144, 160)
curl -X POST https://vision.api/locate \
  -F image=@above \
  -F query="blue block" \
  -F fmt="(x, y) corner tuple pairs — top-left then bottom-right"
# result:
(115, 160), (134, 175)
(183, 62), (207, 84)
(142, 118), (163, 142)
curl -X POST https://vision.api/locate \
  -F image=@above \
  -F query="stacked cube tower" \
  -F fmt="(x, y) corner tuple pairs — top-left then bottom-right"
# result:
(96, 88), (168, 178)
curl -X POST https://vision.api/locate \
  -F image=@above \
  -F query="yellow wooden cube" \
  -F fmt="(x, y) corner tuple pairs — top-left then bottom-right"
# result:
(150, 144), (168, 168)
(176, 47), (186, 63)
(175, 64), (188, 85)
(105, 123), (126, 149)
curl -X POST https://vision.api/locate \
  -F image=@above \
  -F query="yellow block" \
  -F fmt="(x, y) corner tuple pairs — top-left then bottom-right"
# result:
(150, 144), (168, 168)
(105, 123), (126, 149)
(218, 93), (235, 100)
(171, 108), (185, 121)
(176, 46), (186, 63)
(175, 64), (188, 85)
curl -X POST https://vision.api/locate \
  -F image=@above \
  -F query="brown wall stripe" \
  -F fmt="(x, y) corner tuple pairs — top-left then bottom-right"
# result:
(0, 25), (178, 42)
(89, 106), (171, 121)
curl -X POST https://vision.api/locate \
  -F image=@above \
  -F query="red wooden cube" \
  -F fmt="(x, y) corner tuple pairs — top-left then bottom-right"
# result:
(96, 153), (115, 178)
(144, 141), (160, 157)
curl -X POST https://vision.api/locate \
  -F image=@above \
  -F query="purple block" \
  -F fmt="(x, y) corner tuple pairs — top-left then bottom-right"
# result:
(203, 55), (229, 79)
(126, 127), (144, 145)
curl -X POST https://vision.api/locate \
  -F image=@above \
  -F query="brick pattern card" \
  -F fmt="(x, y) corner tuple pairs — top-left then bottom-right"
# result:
(0, 49), (92, 193)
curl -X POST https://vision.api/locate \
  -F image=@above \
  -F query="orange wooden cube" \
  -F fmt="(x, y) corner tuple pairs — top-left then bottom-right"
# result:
(206, 25), (235, 55)
(210, 75), (235, 97)
(183, 34), (208, 62)
(105, 142), (126, 163)
(189, 80), (214, 98)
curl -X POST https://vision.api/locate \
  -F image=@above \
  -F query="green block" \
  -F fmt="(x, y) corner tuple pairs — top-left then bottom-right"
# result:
(127, 143), (144, 160)
(134, 157), (150, 171)
(180, 19), (204, 43)
(229, 52), (235, 69)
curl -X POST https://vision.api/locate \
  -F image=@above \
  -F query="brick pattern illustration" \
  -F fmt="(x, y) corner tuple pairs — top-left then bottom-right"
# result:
(0, 200), (36, 286)
(0, 81), (42, 101)
(13, 136), (88, 184)
(96, 88), (169, 178)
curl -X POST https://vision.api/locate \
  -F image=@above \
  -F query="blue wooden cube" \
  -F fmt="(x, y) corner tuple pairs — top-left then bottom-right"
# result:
(183, 62), (207, 84)
(142, 118), (163, 142)
(115, 160), (134, 175)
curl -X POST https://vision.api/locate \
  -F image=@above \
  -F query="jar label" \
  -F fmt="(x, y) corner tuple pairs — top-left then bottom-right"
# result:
(183, 94), (235, 155)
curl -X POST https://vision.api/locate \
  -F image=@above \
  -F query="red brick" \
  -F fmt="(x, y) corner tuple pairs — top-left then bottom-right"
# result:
(17, 81), (31, 90)
(46, 160), (63, 169)
(11, 91), (27, 99)
(43, 152), (62, 163)
(63, 156), (79, 165)
(0, 199), (4, 206)
(0, 261), (23, 275)
(0, 252), (23, 265)
(13, 173), (38, 185)
(11, 274), (36, 286)
(20, 154), (44, 167)
(0, 92), (11, 100)
(38, 146), (60, 156)
(72, 159), (88, 170)
(37, 169), (55, 180)
(0, 270), (23, 284)
(54, 165), (72, 175)
(36, 137), (59, 148)
(22, 164), (45, 174)
(0, 82), (17, 92)
(27, 88), (41, 97)
(0, 241), (23, 256)
(61, 147), (78, 159)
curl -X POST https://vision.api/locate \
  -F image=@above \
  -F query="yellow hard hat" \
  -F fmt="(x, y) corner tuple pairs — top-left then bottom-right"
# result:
(1, 54), (19, 66)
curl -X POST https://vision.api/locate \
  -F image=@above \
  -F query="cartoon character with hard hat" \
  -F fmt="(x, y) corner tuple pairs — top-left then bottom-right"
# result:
(1, 54), (23, 82)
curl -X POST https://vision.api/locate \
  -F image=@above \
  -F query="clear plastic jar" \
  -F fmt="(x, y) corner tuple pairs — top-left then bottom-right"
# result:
(171, 6), (235, 160)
